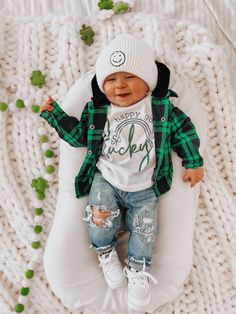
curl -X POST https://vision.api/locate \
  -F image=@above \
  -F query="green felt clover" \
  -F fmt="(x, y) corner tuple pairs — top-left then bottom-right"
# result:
(31, 177), (49, 195)
(113, 1), (129, 14)
(0, 102), (8, 112)
(30, 70), (46, 88)
(79, 24), (95, 46)
(98, 0), (114, 10)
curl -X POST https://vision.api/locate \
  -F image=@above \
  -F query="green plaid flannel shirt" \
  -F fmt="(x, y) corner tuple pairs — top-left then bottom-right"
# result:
(40, 90), (203, 198)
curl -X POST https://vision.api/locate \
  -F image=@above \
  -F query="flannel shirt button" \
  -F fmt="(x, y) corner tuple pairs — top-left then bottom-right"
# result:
(88, 150), (92, 155)
(161, 117), (166, 122)
(89, 124), (95, 130)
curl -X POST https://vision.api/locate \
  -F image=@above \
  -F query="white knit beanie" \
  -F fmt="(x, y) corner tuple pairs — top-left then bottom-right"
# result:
(95, 34), (158, 92)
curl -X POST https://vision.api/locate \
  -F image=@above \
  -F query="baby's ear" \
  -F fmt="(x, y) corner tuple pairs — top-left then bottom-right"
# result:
(152, 61), (170, 98)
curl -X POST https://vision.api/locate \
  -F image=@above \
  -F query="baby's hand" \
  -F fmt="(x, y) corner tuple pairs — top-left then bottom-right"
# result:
(183, 167), (204, 187)
(39, 96), (54, 114)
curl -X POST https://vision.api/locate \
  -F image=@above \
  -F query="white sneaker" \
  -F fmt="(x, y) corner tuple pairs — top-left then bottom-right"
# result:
(98, 248), (126, 289)
(124, 265), (157, 309)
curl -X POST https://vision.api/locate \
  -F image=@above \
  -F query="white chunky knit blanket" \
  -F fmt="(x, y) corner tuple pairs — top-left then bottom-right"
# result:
(0, 8), (236, 314)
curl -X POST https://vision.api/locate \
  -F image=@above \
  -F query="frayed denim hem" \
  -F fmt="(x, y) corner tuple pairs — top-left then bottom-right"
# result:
(125, 256), (152, 271)
(90, 240), (117, 255)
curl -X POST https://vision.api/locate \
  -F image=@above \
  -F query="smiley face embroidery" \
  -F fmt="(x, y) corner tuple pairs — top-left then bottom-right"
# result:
(110, 51), (126, 67)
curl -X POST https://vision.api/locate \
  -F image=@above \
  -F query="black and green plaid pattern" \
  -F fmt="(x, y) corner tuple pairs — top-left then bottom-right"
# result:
(40, 91), (203, 199)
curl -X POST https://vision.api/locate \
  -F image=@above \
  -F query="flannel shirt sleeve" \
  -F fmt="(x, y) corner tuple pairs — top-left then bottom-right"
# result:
(170, 105), (204, 168)
(40, 100), (89, 147)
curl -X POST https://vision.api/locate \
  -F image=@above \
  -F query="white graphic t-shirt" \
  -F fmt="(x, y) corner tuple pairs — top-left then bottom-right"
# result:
(96, 94), (156, 192)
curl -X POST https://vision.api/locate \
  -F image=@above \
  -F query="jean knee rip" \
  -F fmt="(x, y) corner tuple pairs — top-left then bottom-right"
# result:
(133, 208), (157, 243)
(84, 205), (120, 228)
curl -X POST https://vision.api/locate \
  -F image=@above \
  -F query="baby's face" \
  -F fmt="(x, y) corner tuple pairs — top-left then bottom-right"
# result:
(103, 72), (149, 107)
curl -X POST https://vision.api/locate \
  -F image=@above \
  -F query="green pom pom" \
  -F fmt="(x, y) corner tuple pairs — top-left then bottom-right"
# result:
(15, 303), (24, 313)
(25, 269), (34, 279)
(30, 70), (46, 88)
(98, 0), (113, 10)
(33, 225), (43, 234)
(16, 99), (25, 108)
(44, 150), (55, 158)
(0, 102), (8, 112)
(20, 287), (30, 296)
(32, 241), (41, 249)
(37, 192), (45, 200)
(39, 135), (48, 143)
(79, 24), (95, 46)
(46, 165), (55, 173)
(113, 1), (129, 14)
(31, 105), (40, 113)
(34, 208), (43, 215)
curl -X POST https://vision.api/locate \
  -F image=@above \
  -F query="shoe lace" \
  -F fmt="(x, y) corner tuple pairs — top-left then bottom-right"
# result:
(124, 264), (158, 287)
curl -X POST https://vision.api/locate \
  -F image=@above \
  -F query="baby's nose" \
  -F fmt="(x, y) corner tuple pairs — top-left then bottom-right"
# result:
(116, 78), (126, 88)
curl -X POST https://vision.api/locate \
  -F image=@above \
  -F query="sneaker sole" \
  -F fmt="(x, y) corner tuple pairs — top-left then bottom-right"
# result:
(128, 293), (151, 309)
(105, 275), (127, 290)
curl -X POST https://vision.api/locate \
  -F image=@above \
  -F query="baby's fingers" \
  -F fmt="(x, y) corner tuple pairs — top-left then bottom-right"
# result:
(183, 176), (196, 188)
(190, 179), (197, 188)
(183, 172), (191, 183)
(39, 104), (54, 114)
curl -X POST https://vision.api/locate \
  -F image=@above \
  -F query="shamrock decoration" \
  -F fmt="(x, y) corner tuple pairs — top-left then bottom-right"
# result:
(97, 0), (130, 20)
(113, 1), (129, 14)
(30, 70), (46, 88)
(31, 177), (49, 200)
(98, 0), (114, 10)
(79, 24), (95, 46)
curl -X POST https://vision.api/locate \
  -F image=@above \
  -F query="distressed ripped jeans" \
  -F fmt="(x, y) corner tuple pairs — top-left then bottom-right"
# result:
(84, 170), (158, 270)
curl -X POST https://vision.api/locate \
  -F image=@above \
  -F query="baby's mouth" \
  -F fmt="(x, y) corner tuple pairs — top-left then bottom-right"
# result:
(116, 93), (130, 97)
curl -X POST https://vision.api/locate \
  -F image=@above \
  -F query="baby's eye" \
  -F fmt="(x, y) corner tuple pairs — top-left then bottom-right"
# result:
(126, 75), (135, 79)
(106, 77), (116, 82)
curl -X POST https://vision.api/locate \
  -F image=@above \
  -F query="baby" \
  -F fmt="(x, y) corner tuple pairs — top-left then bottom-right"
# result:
(40, 34), (204, 311)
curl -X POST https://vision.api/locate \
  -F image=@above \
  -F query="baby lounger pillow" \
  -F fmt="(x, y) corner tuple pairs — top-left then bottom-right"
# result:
(43, 69), (207, 313)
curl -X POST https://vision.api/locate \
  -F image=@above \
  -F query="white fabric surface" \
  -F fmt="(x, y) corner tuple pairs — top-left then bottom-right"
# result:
(0, 2), (236, 313)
